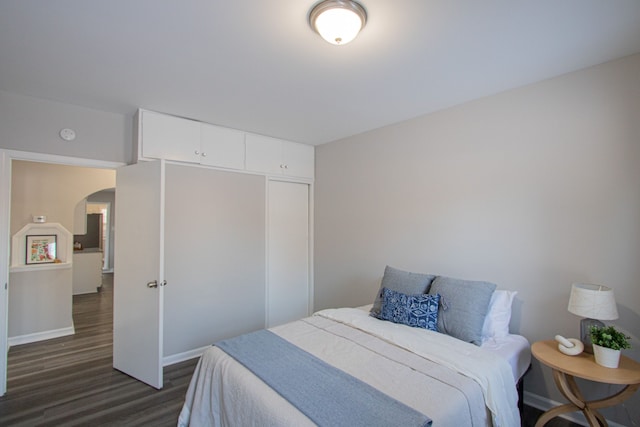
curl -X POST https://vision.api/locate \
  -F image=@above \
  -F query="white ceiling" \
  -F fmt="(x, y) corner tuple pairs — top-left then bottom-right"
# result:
(1, 1), (640, 146)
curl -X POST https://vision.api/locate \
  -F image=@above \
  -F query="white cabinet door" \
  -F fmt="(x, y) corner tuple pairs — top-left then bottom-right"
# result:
(267, 181), (310, 327)
(246, 134), (314, 179)
(283, 141), (314, 179)
(245, 133), (282, 175)
(139, 110), (201, 163)
(200, 123), (245, 170)
(113, 160), (164, 389)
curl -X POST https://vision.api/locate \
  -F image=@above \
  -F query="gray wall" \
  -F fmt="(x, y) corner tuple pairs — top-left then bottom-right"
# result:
(87, 189), (116, 271)
(10, 161), (115, 237)
(9, 269), (73, 337)
(0, 90), (132, 163)
(315, 53), (640, 425)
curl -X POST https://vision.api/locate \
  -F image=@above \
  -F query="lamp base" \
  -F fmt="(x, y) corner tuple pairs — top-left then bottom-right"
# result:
(580, 318), (605, 354)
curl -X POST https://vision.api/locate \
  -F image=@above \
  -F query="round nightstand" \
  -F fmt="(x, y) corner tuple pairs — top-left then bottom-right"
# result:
(531, 340), (640, 426)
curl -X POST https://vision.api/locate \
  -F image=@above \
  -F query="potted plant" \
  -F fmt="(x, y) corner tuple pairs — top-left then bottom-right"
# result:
(589, 325), (631, 368)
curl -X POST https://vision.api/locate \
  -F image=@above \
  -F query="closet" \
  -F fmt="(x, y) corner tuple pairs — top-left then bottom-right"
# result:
(114, 110), (313, 389)
(267, 180), (311, 327)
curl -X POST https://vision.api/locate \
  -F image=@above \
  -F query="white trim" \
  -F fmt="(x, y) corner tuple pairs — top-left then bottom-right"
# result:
(157, 159), (166, 388)
(163, 345), (208, 366)
(8, 325), (75, 347)
(264, 175), (270, 328)
(524, 391), (626, 427)
(1, 149), (124, 169)
(0, 151), (11, 396)
(308, 182), (314, 315)
(0, 148), (125, 397)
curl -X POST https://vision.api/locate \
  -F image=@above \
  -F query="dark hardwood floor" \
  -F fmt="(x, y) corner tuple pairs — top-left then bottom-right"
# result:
(0, 273), (580, 426)
(0, 274), (198, 427)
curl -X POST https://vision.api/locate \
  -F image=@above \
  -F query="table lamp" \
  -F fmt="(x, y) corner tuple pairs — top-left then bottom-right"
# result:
(567, 283), (619, 353)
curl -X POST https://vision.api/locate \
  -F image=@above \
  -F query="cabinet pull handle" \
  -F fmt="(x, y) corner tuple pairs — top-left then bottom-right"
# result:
(195, 150), (200, 155)
(147, 280), (158, 288)
(201, 152), (207, 157)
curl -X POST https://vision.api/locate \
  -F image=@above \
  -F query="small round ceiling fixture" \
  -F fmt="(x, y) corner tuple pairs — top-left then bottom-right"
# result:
(59, 128), (76, 141)
(309, 0), (367, 45)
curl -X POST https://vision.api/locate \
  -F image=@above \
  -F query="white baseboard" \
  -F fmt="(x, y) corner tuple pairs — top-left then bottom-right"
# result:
(8, 325), (75, 347)
(524, 391), (625, 427)
(163, 345), (210, 367)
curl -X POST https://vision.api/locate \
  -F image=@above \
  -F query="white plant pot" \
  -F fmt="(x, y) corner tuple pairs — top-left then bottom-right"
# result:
(592, 344), (621, 368)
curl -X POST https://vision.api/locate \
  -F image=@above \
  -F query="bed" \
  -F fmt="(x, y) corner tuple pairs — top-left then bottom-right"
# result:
(178, 268), (531, 427)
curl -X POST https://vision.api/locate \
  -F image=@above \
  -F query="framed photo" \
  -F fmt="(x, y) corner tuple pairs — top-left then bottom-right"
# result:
(26, 234), (57, 264)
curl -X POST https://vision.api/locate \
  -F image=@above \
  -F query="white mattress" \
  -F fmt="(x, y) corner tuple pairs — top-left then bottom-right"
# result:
(480, 334), (531, 381)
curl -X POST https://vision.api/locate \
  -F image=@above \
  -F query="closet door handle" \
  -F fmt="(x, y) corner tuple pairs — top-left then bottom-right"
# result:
(147, 280), (158, 288)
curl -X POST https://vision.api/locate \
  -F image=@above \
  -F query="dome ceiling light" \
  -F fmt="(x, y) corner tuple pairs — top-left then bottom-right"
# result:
(309, 0), (367, 45)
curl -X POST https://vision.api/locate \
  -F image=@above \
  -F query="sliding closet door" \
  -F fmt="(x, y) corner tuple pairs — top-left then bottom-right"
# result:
(113, 160), (164, 389)
(163, 165), (265, 357)
(267, 180), (310, 327)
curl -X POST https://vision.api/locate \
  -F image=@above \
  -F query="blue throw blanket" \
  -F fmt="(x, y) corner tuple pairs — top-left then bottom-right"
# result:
(216, 329), (432, 427)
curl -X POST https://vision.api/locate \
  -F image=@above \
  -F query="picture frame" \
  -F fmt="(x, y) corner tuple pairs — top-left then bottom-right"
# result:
(26, 234), (57, 264)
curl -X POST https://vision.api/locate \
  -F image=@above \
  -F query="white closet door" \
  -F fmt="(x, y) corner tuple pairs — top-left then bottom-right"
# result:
(113, 160), (164, 389)
(267, 180), (310, 327)
(163, 165), (265, 356)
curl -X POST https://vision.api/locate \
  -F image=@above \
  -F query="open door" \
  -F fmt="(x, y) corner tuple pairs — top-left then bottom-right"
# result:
(113, 160), (164, 389)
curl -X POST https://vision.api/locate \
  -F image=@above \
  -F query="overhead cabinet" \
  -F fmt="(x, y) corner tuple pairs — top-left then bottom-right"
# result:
(245, 134), (314, 179)
(136, 109), (245, 170)
(136, 109), (314, 179)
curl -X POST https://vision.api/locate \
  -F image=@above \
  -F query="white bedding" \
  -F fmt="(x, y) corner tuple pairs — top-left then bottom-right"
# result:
(480, 334), (531, 381)
(179, 308), (525, 427)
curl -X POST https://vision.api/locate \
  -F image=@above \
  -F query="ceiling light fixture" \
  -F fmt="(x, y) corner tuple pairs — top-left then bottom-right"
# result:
(309, 0), (367, 45)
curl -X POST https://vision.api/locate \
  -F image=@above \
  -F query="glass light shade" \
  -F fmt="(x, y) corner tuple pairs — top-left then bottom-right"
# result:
(567, 283), (619, 320)
(309, 1), (367, 45)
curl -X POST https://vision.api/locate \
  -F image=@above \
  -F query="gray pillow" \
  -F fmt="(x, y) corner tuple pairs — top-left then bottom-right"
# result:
(428, 276), (496, 345)
(370, 266), (435, 318)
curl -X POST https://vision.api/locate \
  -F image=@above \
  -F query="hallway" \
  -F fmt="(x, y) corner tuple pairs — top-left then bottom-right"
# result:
(0, 274), (197, 426)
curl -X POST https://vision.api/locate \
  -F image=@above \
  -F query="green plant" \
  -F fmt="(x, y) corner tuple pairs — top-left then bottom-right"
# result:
(590, 325), (631, 351)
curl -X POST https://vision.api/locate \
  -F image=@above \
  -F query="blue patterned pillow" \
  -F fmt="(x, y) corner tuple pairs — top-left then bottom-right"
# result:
(379, 287), (440, 331)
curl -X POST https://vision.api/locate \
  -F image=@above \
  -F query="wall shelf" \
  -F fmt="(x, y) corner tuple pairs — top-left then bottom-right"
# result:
(9, 262), (72, 273)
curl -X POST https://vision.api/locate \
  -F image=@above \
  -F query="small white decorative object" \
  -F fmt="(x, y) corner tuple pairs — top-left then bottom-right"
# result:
(555, 335), (584, 356)
(593, 344), (621, 368)
(32, 215), (46, 223)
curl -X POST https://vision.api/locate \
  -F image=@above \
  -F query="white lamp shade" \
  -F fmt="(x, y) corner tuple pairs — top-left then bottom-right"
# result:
(309, 1), (367, 45)
(314, 8), (362, 45)
(567, 283), (619, 320)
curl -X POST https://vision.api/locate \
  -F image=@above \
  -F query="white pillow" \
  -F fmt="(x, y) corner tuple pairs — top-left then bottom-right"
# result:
(481, 290), (517, 340)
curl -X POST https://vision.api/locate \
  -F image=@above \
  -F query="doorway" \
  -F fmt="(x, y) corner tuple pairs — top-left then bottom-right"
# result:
(0, 149), (123, 396)
(87, 198), (114, 272)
